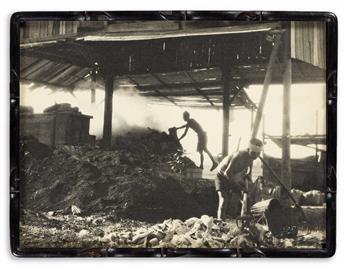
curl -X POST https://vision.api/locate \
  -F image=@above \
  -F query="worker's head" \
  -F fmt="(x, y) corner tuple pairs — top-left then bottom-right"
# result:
(248, 138), (263, 159)
(183, 111), (190, 121)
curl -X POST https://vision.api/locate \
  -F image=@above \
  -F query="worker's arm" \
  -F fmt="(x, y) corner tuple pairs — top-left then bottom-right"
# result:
(223, 154), (249, 193)
(178, 125), (189, 141)
(223, 154), (237, 179)
(176, 124), (187, 130)
(248, 164), (252, 175)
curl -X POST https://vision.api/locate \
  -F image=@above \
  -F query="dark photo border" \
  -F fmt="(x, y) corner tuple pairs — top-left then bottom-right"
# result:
(10, 11), (337, 257)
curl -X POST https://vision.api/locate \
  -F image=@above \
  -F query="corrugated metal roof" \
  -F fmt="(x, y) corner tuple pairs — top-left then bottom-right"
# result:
(19, 21), (325, 109)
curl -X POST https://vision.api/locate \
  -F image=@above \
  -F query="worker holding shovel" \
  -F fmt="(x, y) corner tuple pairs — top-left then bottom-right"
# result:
(176, 111), (218, 171)
(215, 138), (263, 220)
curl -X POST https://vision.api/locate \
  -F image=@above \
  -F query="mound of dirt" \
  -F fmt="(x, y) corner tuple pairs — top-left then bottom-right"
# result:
(20, 136), (53, 160)
(20, 129), (212, 221)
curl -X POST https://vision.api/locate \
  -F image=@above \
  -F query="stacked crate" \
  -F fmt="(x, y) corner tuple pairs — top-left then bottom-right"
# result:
(20, 103), (95, 147)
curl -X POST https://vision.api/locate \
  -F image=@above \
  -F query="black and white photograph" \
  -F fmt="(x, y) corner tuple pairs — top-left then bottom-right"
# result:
(13, 15), (333, 253)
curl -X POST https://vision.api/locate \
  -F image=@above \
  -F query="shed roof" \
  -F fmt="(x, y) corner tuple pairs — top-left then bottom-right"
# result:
(20, 21), (325, 109)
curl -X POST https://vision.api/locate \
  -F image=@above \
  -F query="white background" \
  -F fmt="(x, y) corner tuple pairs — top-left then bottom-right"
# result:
(0, 0), (343, 265)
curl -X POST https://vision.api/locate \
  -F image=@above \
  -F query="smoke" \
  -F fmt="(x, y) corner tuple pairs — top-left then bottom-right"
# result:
(19, 82), (181, 138)
(110, 86), (169, 136)
(20, 81), (327, 160)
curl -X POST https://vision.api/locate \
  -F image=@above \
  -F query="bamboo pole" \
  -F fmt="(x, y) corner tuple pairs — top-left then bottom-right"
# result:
(243, 34), (282, 217)
(281, 23), (292, 190)
(251, 34), (282, 139)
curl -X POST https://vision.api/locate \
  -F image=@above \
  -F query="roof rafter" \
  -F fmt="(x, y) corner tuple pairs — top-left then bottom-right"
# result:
(183, 71), (216, 107)
(21, 60), (51, 78)
(127, 75), (179, 107)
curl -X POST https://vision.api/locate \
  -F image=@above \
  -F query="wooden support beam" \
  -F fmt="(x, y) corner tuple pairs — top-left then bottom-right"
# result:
(251, 34), (282, 139)
(64, 69), (90, 87)
(140, 90), (223, 97)
(229, 86), (244, 105)
(91, 87), (96, 103)
(21, 78), (73, 91)
(63, 68), (89, 87)
(241, 88), (258, 110)
(183, 71), (216, 107)
(251, 107), (255, 129)
(225, 85), (256, 110)
(222, 67), (231, 157)
(128, 75), (179, 107)
(134, 80), (222, 92)
(28, 62), (61, 81)
(21, 60), (52, 78)
(41, 63), (72, 82)
(249, 34), (282, 199)
(49, 65), (79, 84)
(150, 73), (180, 95)
(20, 58), (42, 74)
(91, 73), (96, 103)
(281, 23), (292, 190)
(22, 49), (87, 68)
(102, 73), (114, 148)
(315, 111), (318, 156)
(149, 74), (181, 106)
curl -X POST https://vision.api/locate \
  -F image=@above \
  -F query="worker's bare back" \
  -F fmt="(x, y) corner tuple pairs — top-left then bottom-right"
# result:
(187, 119), (204, 135)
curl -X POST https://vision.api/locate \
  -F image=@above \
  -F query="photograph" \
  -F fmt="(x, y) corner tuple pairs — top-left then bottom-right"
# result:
(14, 15), (330, 253)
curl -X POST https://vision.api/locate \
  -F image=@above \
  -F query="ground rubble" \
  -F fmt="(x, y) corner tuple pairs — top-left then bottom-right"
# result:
(19, 129), (325, 250)
(20, 211), (325, 249)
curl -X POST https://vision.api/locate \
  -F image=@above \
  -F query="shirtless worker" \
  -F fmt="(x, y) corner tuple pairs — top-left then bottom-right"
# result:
(215, 138), (264, 220)
(176, 111), (218, 171)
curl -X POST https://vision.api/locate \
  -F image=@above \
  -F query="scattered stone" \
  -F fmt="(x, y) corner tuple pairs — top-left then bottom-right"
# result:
(47, 211), (55, 217)
(71, 205), (81, 215)
(20, 210), (325, 249)
(78, 229), (90, 238)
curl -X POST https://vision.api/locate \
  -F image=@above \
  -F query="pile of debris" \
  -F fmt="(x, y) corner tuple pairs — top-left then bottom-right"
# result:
(112, 215), (249, 248)
(106, 215), (324, 249)
(111, 128), (197, 173)
(20, 129), (209, 221)
(20, 211), (325, 249)
(20, 135), (53, 160)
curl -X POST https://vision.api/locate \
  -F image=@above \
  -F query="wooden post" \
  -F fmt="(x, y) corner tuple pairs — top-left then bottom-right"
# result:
(246, 34), (282, 217)
(222, 67), (231, 157)
(91, 74), (96, 103)
(250, 106), (254, 130)
(91, 62), (99, 104)
(251, 34), (282, 139)
(102, 73), (114, 148)
(315, 111), (318, 157)
(262, 115), (266, 150)
(281, 23), (292, 190)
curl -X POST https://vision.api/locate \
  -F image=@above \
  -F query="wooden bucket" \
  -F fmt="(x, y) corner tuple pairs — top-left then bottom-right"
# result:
(250, 198), (297, 236)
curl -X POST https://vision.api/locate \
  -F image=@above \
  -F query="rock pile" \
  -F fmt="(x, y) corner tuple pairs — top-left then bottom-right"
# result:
(116, 215), (238, 248)
(20, 210), (325, 249)
(100, 214), (297, 248)
(20, 129), (211, 221)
